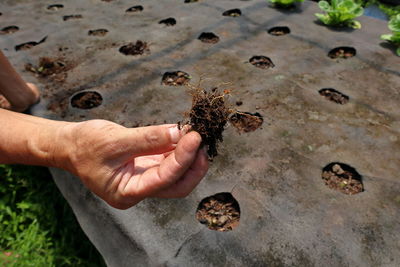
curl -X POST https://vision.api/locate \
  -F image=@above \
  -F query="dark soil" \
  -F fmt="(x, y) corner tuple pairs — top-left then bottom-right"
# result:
(47, 4), (64, 11)
(322, 163), (363, 195)
(189, 87), (232, 158)
(15, 36), (47, 51)
(185, 0), (199, 3)
(249, 56), (275, 69)
(159, 17), (176, 26)
(71, 91), (103, 109)
(0, 26), (19, 35)
(126, 5), (143, 12)
(229, 111), (263, 133)
(328, 47), (356, 59)
(119, 41), (150, 56)
(196, 193), (240, 232)
(88, 29), (109, 36)
(222, 9), (242, 17)
(25, 57), (66, 78)
(63, 14), (83, 21)
(198, 32), (220, 44)
(268, 26), (290, 36)
(235, 101), (243, 106)
(162, 71), (190, 86)
(319, 88), (349, 104)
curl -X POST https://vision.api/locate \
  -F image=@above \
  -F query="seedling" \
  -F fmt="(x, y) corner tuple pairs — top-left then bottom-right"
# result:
(315, 0), (364, 29)
(381, 14), (400, 56)
(268, 0), (304, 9)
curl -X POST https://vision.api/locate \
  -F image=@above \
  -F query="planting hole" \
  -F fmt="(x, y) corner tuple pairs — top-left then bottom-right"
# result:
(88, 29), (109, 37)
(126, 5), (143, 12)
(47, 4), (64, 11)
(229, 111), (263, 133)
(222, 8), (242, 17)
(162, 71), (190, 86)
(63, 14), (83, 21)
(319, 88), (349, 105)
(71, 91), (103, 109)
(322, 162), (363, 195)
(196, 192), (240, 232)
(119, 40), (149, 56)
(249, 56), (275, 69)
(198, 32), (220, 44)
(25, 57), (66, 77)
(328, 47), (356, 59)
(159, 17), (176, 26)
(185, 0), (199, 3)
(268, 26), (290, 36)
(15, 36), (47, 51)
(0, 26), (19, 35)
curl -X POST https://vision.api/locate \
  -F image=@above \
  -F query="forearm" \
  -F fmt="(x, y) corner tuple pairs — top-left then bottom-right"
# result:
(0, 51), (37, 110)
(0, 108), (71, 167)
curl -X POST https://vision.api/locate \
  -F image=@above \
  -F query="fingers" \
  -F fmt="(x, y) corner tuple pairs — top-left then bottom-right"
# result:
(123, 124), (184, 158)
(154, 148), (208, 198)
(124, 131), (202, 198)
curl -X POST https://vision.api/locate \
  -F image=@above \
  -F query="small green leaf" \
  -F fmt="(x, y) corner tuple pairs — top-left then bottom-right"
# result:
(396, 47), (400, 56)
(318, 1), (331, 11)
(381, 34), (393, 41)
(351, 20), (361, 29)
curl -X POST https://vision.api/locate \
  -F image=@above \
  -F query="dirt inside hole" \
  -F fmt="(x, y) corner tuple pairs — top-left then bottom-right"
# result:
(15, 36), (47, 51)
(268, 26), (290, 36)
(198, 32), (220, 44)
(63, 14), (83, 21)
(119, 41), (150, 56)
(71, 91), (103, 109)
(47, 4), (63, 11)
(188, 86), (232, 159)
(88, 29), (109, 36)
(328, 47), (356, 59)
(162, 71), (190, 86)
(322, 163), (363, 195)
(184, 0), (199, 3)
(196, 192), (240, 232)
(229, 111), (263, 133)
(249, 56), (275, 69)
(126, 5), (143, 12)
(222, 8), (242, 17)
(25, 57), (67, 80)
(159, 17), (176, 26)
(319, 88), (349, 104)
(0, 26), (19, 35)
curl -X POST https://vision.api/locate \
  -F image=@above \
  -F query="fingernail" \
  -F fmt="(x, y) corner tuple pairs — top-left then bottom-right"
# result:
(169, 126), (180, 144)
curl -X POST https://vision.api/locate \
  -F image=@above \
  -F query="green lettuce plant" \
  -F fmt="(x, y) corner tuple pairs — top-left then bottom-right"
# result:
(315, 0), (364, 29)
(381, 14), (400, 56)
(268, 0), (304, 9)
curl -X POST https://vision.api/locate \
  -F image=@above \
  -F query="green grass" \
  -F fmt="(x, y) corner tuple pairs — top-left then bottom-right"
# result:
(0, 164), (106, 266)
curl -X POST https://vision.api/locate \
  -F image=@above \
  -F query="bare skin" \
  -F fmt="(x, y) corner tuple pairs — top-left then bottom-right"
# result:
(0, 53), (209, 209)
(0, 51), (40, 111)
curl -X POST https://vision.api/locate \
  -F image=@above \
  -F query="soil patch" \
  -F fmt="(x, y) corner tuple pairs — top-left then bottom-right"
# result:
(25, 57), (66, 78)
(88, 29), (109, 36)
(159, 18), (176, 26)
(229, 111), (263, 133)
(319, 88), (349, 104)
(47, 4), (63, 11)
(0, 26), (19, 35)
(15, 36), (47, 51)
(268, 26), (290, 36)
(119, 41), (150, 56)
(126, 5), (143, 12)
(322, 163), (363, 195)
(198, 32), (220, 44)
(328, 47), (356, 59)
(162, 71), (190, 86)
(63, 14), (83, 21)
(222, 9), (242, 17)
(185, 0), (199, 3)
(188, 87), (231, 158)
(249, 56), (275, 69)
(196, 192), (240, 232)
(71, 91), (103, 109)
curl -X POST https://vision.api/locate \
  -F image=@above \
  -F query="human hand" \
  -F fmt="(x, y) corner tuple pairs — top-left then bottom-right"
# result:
(58, 120), (208, 209)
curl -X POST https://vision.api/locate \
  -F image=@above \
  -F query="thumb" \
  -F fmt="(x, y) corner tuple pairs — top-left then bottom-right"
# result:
(123, 124), (183, 157)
